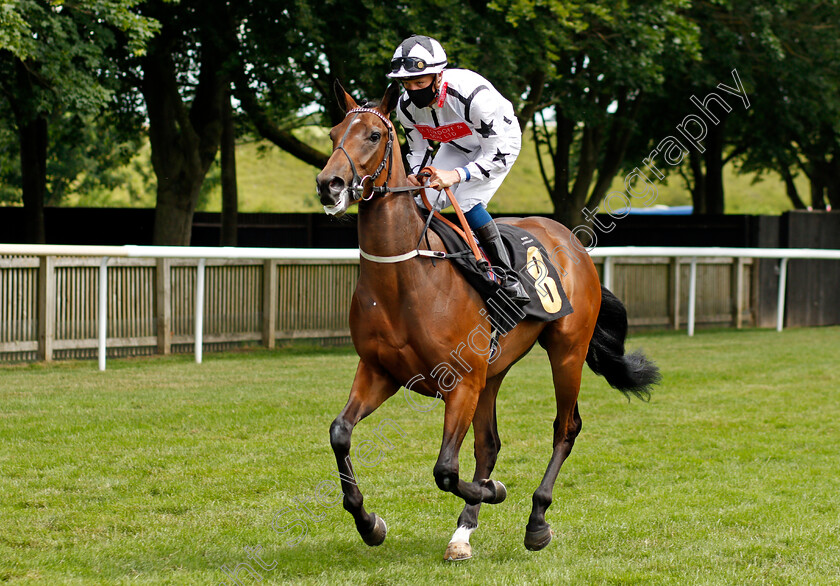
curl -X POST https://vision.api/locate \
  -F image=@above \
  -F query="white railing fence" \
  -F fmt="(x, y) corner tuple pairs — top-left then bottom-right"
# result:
(1, 244), (838, 370)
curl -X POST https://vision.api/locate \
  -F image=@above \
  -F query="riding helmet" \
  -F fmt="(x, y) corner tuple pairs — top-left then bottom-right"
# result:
(387, 35), (447, 78)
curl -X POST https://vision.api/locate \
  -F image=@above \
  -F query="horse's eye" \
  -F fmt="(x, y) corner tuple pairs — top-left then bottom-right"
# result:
(370, 132), (381, 142)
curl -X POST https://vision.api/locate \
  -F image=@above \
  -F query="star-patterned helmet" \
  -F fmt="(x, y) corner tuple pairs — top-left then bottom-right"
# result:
(387, 35), (447, 78)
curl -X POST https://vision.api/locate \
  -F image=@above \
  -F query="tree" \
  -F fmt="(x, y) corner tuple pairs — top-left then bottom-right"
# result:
(121, 0), (234, 245)
(628, 0), (840, 215)
(229, 1), (695, 228)
(485, 0), (700, 227)
(733, 1), (840, 210)
(229, 0), (402, 169)
(0, 0), (157, 242)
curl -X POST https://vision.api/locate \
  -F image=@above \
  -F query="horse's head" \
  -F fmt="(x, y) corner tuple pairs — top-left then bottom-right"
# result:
(316, 81), (402, 216)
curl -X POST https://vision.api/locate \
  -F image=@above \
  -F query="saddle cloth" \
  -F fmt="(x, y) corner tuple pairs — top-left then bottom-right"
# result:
(427, 215), (574, 335)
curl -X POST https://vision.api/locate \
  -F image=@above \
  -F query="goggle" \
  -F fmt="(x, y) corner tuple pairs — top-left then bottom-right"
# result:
(390, 56), (444, 74)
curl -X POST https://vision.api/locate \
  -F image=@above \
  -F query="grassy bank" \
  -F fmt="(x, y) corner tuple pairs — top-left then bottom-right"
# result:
(60, 129), (804, 216)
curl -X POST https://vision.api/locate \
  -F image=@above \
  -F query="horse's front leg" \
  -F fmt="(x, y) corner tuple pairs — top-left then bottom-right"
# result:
(330, 360), (398, 546)
(434, 384), (507, 507)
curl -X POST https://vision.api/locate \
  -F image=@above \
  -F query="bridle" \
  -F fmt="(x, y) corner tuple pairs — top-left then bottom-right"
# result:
(329, 104), (481, 266)
(332, 107), (395, 202)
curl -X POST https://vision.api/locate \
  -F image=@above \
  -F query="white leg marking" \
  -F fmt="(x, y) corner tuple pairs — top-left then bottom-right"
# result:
(449, 525), (476, 545)
(444, 525), (476, 561)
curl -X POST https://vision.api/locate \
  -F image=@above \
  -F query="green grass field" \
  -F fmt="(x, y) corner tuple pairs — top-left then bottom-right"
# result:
(2, 327), (839, 584)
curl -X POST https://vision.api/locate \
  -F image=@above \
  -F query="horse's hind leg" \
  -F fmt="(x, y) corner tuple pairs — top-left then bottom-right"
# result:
(524, 329), (587, 551)
(444, 370), (508, 561)
(330, 360), (398, 546)
(434, 381), (506, 506)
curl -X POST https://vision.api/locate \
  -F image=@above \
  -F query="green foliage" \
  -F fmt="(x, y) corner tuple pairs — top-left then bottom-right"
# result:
(1, 327), (839, 582)
(0, 103), (148, 207)
(626, 0), (840, 211)
(0, 1), (37, 59)
(0, 1), (158, 118)
(0, 0), (159, 220)
(2, 0), (838, 227)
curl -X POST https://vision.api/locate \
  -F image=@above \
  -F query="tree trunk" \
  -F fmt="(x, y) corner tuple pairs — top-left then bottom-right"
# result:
(688, 150), (706, 214)
(153, 186), (201, 246)
(220, 90), (238, 246)
(703, 121), (725, 214)
(548, 113), (578, 227)
(12, 57), (48, 244)
(778, 165), (806, 210)
(586, 93), (641, 208)
(516, 70), (546, 131)
(18, 115), (48, 244)
(810, 177), (826, 209)
(568, 125), (601, 205)
(142, 18), (228, 245)
(143, 46), (204, 245)
(827, 152), (840, 209)
(827, 183), (840, 210)
(553, 189), (585, 230)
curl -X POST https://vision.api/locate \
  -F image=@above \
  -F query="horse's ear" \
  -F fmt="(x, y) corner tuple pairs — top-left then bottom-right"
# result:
(380, 82), (401, 115)
(334, 80), (358, 113)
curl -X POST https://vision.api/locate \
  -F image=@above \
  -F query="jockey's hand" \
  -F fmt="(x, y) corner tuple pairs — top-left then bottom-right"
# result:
(406, 174), (422, 187)
(425, 168), (461, 190)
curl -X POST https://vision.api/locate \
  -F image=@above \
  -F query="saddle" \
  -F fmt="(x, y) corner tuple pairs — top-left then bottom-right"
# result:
(424, 212), (574, 335)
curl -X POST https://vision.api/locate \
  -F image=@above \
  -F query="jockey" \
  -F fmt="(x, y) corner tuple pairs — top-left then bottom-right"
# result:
(388, 34), (530, 305)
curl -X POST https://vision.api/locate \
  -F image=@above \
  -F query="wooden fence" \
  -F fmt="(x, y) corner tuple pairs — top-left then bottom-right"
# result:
(0, 252), (756, 363)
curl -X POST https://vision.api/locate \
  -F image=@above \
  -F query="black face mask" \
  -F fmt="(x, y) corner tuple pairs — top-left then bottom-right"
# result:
(406, 83), (437, 108)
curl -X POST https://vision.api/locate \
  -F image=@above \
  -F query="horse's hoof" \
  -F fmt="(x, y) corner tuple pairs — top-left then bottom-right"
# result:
(524, 525), (553, 551)
(482, 479), (507, 504)
(361, 513), (387, 546)
(443, 541), (472, 561)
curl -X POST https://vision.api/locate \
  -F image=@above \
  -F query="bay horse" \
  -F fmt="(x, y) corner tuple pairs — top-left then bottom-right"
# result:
(315, 82), (660, 560)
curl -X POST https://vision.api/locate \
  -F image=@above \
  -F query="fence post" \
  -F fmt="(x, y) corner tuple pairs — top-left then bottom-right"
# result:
(262, 259), (277, 349)
(670, 257), (680, 330)
(776, 257), (789, 332)
(688, 257), (698, 336)
(602, 257), (613, 291)
(98, 257), (108, 371)
(195, 259), (205, 364)
(733, 257), (745, 329)
(156, 258), (172, 355)
(37, 256), (56, 362)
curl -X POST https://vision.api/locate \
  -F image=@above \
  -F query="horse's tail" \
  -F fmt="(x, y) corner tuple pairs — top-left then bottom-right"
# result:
(585, 286), (661, 400)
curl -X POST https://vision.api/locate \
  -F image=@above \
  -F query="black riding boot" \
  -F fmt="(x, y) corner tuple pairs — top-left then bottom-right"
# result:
(475, 220), (530, 306)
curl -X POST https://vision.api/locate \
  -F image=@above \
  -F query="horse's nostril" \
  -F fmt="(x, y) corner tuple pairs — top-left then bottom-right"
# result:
(329, 177), (345, 192)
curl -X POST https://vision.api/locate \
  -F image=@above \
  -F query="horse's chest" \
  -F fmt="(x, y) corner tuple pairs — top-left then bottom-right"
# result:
(350, 297), (442, 374)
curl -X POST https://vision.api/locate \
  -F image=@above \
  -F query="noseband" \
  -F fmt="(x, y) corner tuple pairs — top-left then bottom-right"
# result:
(333, 107), (395, 201)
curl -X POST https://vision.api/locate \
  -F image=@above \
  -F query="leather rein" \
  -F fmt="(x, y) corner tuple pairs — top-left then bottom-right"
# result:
(335, 107), (483, 265)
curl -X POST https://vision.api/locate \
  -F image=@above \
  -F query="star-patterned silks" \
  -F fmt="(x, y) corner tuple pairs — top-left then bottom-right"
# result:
(394, 68), (521, 191)
(493, 148), (510, 166)
(477, 119), (496, 138)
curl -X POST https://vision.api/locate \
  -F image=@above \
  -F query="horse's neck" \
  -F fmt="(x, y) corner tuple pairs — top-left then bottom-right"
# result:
(357, 191), (425, 257)
(356, 138), (425, 257)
